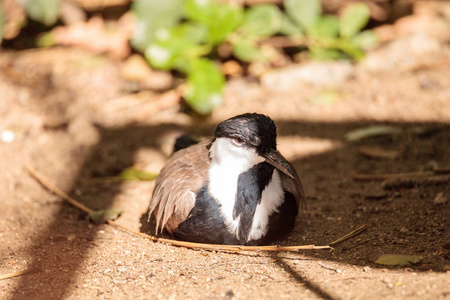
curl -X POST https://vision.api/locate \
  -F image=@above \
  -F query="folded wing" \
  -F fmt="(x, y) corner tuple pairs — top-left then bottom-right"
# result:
(148, 139), (211, 234)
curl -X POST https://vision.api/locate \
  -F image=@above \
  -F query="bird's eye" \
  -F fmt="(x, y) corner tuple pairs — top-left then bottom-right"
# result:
(232, 136), (244, 146)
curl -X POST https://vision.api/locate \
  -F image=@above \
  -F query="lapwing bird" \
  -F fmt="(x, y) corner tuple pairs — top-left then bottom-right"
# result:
(148, 113), (304, 245)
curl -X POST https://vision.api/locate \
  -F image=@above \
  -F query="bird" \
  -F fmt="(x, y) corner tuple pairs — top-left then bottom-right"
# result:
(148, 113), (304, 245)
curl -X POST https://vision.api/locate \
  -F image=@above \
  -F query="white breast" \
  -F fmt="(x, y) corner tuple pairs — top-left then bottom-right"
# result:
(247, 170), (284, 241)
(208, 162), (241, 233)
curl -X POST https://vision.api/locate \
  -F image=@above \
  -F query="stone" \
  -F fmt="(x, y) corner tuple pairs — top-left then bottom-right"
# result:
(360, 33), (450, 73)
(261, 61), (354, 91)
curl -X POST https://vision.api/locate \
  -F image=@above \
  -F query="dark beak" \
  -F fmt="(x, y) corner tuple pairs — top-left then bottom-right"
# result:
(262, 149), (296, 179)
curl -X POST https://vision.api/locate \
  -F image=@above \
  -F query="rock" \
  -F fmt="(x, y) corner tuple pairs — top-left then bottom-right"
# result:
(224, 289), (234, 299)
(363, 266), (371, 272)
(360, 33), (450, 73)
(261, 61), (354, 91)
(374, 1), (450, 43)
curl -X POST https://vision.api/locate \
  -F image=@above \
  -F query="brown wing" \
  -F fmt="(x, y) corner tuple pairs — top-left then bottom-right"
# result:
(280, 161), (305, 209)
(148, 139), (211, 234)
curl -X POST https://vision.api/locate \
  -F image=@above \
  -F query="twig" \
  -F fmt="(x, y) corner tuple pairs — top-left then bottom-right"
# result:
(0, 269), (35, 280)
(258, 36), (307, 48)
(26, 164), (93, 214)
(25, 164), (335, 252)
(96, 220), (331, 252)
(328, 224), (368, 246)
(317, 262), (342, 273)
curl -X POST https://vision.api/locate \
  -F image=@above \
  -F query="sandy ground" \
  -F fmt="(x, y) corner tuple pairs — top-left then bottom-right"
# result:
(0, 46), (449, 300)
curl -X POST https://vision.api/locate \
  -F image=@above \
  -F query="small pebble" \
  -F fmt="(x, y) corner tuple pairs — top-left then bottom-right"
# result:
(363, 266), (371, 272)
(1, 130), (15, 143)
(434, 192), (447, 205)
(224, 289), (234, 299)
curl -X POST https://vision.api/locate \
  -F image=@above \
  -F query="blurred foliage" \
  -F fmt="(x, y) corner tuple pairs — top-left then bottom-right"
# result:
(88, 209), (123, 225)
(284, 0), (378, 60)
(133, 0), (377, 114)
(118, 167), (158, 181)
(131, 0), (184, 53)
(0, 0), (378, 115)
(24, 0), (62, 26)
(231, 4), (283, 62)
(184, 58), (225, 114)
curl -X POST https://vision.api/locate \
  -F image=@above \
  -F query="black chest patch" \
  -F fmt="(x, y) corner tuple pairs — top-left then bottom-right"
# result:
(233, 162), (274, 243)
(174, 185), (237, 244)
(174, 163), (299, 245)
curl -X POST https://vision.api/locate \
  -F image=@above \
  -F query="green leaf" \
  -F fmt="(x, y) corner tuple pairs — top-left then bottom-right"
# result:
(36, 32), (56, 47)
(209, 4), (243, 45)
(24, 0), (62, 26)
(145, 28), (209, 70)
(284, 0), (321, 31)
(340, 3), (370, 38)
(345, 126), (402, 142)
(145, 42), (181, 70)
(309, 47), (343, 60)
(352, 30), (379, 50)
(184, 0), (243, 45)
(335, 39), (365, 60)
(118, 168), (158, 181)
(232, 39), (266, 62)
(89, 209), (123, 225)
(374, 254), (423, 266)
(280, 14), (303, 36)
(131, 0), (184, 52)
(184, 0), (213, 23)
(310, 15), (339, 38)
(185, 58), (225, 114)
(309, 90), (343, 105)
(172, 23), (208, 45)
(239, 4), (282, 38)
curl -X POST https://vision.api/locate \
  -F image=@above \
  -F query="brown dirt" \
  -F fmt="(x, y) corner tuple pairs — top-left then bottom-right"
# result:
(0, 47), (449, 300)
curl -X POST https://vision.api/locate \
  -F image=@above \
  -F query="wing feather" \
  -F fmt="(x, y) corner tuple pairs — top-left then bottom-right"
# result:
(148, 139), (211, 234)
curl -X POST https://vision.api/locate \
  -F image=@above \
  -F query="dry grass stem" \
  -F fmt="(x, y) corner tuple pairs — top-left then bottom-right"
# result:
(259, 36), (307, 48)
(329, 224), (368, 246)
(25, 164), (339, 253)
(0, 270), (35, 280)
(25, 164), (93, 214)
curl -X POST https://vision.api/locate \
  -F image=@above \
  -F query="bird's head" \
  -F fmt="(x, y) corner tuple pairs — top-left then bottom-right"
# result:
(210, 113), (296, 178)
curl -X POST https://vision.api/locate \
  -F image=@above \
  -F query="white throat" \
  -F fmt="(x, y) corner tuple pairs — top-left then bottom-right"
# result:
(207, 138), (284, 241)
(208, 138), (264, 211)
